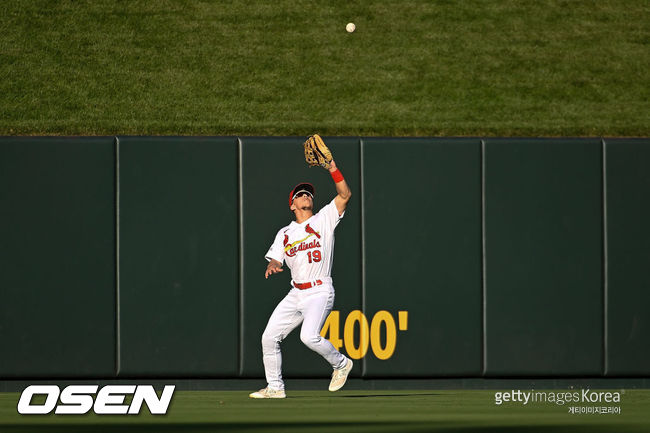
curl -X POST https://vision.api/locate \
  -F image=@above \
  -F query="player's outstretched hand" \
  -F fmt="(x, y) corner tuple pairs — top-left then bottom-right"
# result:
(265, 259), (284, 279)
(303, 134), (333, 170)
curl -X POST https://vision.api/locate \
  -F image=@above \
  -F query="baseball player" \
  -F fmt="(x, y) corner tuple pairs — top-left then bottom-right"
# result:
(250, 140), (352, 399)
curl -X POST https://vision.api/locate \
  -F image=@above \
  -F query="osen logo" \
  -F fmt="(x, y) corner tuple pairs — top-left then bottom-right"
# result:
(17, 385), (175, 415)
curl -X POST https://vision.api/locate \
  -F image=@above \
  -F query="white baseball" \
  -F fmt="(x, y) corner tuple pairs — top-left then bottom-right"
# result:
(346, 23), (356, 33)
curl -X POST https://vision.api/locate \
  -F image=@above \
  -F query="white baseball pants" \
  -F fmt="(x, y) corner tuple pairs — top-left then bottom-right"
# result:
(261, 284), (346, 390)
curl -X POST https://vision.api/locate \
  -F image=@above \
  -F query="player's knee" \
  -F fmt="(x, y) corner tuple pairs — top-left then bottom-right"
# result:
(300, 332), (321, 349)
(261, 332), (279, 349)
(261, 332), (273, 346)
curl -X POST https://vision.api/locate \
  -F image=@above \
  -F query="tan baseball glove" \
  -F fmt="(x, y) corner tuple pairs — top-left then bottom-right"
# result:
(303, 134), (332, 170)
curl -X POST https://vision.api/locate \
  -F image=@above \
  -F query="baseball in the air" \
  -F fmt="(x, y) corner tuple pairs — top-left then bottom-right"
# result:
(346, 23), (356, 33)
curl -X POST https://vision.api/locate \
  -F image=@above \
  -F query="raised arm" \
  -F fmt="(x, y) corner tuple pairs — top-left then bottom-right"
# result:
(329, 160), (351, 216)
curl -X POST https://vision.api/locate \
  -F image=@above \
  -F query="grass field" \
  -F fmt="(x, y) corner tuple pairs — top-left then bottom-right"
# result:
(1, 389), (649, 432)
(1, 1), (648, 136)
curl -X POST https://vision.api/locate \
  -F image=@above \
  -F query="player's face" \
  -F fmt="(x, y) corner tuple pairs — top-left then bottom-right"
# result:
(292, 192), (313, 211)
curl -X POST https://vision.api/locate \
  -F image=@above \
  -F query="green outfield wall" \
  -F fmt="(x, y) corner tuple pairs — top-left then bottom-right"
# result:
(1, 136), (648, 379)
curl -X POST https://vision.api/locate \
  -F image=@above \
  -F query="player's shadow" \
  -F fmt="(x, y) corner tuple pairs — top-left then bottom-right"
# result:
(341, 393), (443, 398)
(290, 393), (442, 398)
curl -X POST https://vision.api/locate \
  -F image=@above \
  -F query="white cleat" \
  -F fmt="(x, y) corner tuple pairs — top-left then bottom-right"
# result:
(329, 357), (353, 392)
(249, 387), (286, 399)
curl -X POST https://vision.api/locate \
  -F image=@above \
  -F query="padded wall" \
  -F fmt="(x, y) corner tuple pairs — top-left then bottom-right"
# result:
(605, 138), (650, 375)
(239, 137), (361, 378)
(2, 136), (649, 379)
(118, 137), (238, 376)
(363, 138), (482, 376)
(484, 138), (603, 375)
(0, 137), (116, 377)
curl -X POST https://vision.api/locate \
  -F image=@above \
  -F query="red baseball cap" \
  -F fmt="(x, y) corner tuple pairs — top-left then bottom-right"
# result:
(289, 182), (315, 205)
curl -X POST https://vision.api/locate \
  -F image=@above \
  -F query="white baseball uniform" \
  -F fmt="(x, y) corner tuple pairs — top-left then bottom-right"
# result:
(261, 198), (347, 391)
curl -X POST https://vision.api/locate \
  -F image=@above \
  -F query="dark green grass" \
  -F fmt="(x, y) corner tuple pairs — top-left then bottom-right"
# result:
(0, 1), (648, 136)
(1, 390), (649, 432)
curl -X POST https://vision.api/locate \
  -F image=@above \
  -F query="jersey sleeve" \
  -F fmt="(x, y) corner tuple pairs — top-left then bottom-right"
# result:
(265, 228), (286, 264)
(319, 198), (345, 233)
